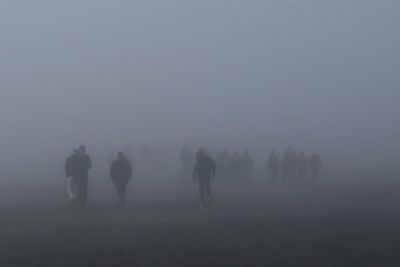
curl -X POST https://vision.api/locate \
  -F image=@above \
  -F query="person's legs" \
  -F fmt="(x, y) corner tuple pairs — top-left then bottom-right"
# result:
(75, 177), (83, 205)
(76, 176), (88, 205)
(67, 177), (74, 201)
(115, 179), (129, 205)
(114, 181), (123, 204)
(113, 180), (120, 201)
(67, 177), (79, 206)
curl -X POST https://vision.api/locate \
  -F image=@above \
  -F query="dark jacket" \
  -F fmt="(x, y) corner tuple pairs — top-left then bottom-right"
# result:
(110, 158), (133, 181)
(64, 152), (92, 178)
(79, 153), (92, 177)
(193, 156), (216, 180)
(65, 153), (78, 177)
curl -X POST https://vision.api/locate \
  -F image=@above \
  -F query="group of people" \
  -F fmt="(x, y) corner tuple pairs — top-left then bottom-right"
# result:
(181, 145), (253, 183)
(214, 149), (253, 183)
(267, 147), (322, 184)
(65, 145), (215, 207)
(65, 144), (322, 207)
(65, 146), (132, 206)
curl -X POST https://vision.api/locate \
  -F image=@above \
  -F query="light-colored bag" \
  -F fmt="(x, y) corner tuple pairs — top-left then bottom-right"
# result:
(67, 176), (78, 201)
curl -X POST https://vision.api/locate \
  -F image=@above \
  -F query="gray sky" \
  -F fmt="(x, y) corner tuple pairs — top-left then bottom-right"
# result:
(0, 0), (399, 178)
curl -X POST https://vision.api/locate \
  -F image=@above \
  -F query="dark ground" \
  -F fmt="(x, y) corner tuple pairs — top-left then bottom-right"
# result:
(0, 178), (400, 267)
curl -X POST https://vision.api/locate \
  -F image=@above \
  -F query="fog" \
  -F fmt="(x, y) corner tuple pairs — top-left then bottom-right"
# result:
(0, 0), (399, 185)
(1, 1), (400, 266)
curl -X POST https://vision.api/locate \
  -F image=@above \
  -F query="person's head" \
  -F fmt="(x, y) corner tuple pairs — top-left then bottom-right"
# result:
(118, 152), (125, 159)
(271, 149), (276, 155)
(243, 149), (249, 155)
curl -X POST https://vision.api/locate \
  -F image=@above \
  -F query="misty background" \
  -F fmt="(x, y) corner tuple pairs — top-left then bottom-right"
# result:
(0, 0), (399, 185)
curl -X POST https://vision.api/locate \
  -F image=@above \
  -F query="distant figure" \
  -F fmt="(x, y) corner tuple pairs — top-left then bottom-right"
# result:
(64, 146), (91, 206)
(64, 149), (80, 205)
(309, 153), (322, 183)
(242, 149), (253, 181)
(77, 145), (92, 205)
(193, 150), (216, 206)
(267, 150), (280, 183)
(110, 152), (133, 206)
(181, 143), (194, 178)
(297, 151), (308, 184)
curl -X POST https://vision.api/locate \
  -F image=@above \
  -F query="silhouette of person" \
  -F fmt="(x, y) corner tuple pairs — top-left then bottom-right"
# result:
(268, 150), (280, 183)
(309, 153), (322, 183)
(64, 149), (80, 205)
(110, 152), (133, 206)
(76, 145), (92, 205)
(193, 149), (216, 206)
